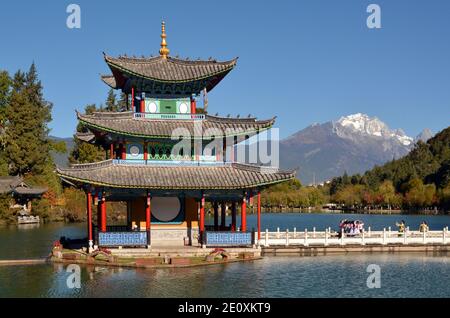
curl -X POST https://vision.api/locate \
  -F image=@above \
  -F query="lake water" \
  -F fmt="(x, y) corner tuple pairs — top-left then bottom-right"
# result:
(0, 213), (449, 298)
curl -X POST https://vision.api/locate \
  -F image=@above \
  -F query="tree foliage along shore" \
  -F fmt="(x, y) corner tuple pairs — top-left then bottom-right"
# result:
(0, 66), (127, 223)
(0, 64), (66, 222)
(265, 127), (450, 212)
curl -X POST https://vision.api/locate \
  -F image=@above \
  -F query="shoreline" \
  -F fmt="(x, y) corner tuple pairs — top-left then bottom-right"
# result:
(262, 243), (450, 256)
(1, 210), (448, 227)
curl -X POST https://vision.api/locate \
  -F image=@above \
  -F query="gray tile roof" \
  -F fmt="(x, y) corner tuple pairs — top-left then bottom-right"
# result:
(77, 111), (275, 139)
(101, 75), (117, 89)
(104, 54), (237, 82)
(57, 160), (295, 190)
(0, 176), (22, 194)
(0, 176), (47, 195)
(102, 54), (237, 94)
(75, 132), (96, 143)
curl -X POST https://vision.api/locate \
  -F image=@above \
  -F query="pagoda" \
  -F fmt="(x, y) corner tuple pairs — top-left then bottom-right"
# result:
(57, 22), (294, 249)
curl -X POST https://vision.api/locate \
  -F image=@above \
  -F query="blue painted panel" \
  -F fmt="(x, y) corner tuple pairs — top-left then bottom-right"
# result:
(98, 231), (148, 247)
(205, 232), (253, 246)
(126, 143), (144, 160)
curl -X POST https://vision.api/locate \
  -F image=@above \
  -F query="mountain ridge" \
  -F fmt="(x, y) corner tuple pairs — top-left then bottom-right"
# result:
(280, 113), (432, 185)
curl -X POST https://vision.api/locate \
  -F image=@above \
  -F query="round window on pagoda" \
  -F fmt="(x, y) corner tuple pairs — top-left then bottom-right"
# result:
(129, 145), (140, 157)
(179, 102), (188, 114)
(151, 197), (181, 222)
(148, 102), (158, 113)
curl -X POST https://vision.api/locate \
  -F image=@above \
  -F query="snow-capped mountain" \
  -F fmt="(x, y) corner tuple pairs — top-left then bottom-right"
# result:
(334, 113), (413, 146)
(280, 113), (425, 185)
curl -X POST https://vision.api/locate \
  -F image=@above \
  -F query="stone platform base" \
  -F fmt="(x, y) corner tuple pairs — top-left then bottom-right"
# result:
(110, 246), (261, 258)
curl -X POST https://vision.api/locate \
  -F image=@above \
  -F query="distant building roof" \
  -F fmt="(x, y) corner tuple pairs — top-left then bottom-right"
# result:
(57, 160), (295, 190)
(0, 176), (47, 196)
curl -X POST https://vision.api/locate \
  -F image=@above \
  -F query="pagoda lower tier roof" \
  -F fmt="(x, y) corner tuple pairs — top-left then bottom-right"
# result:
(57, 160), (295, 190)
(77, 111), (275, 139)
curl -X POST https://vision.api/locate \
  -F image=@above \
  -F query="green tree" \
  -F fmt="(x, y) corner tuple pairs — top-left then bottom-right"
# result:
(404, 178), (426, 207)
(333, 184), (365, 207)
(3, 63), (52, 175)
(439, 184), (450, 209)
(0, 71), (11, 175)
(105, 88), (119, 112)
(117, 92), (128, 111)
(377, 180), (397, 209)
(70, 104), (105, 163)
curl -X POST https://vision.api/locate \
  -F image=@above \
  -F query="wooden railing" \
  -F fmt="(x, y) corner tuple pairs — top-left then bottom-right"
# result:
(259, 227), (449, 247)
(113, 159), (232, 166)
(133, 113), (205, 120)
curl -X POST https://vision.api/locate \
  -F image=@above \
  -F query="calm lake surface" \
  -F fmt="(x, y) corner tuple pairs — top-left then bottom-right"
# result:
(0, 213), (449, 298)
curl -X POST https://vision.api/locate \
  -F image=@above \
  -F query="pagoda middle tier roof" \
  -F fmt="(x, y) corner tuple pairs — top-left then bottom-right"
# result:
(102, 54), (237, 93)
(77, 111), (275, 139)
(57, 160), (295, 190)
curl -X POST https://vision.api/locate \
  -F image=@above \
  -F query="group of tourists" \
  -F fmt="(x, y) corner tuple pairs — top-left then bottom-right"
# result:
(336, 219), (431, 238)
(339, 219), (365, 236)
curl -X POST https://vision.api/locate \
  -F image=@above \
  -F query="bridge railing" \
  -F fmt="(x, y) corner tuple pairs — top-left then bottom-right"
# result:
(259, 227), (449, 247)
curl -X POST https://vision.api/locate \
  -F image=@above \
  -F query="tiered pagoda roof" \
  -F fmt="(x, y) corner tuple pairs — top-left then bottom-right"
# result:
(63, 22), (296, 192)
(101, 22), (237, 96)
(102, 55), (237, 95)
(77, 111), (275, 139)
(57, 160), (295, 190)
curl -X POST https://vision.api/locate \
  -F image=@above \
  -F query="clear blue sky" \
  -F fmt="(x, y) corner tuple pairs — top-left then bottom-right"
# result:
(0, 0), (449, 138)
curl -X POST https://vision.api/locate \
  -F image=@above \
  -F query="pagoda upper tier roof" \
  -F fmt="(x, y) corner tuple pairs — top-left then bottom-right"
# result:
(102, 54), (237, 94)
(77, 111), (275, 139)
(57, 160), (295, 190)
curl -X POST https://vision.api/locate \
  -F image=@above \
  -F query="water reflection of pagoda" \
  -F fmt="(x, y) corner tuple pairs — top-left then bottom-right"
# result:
(57, 22), (294, 249)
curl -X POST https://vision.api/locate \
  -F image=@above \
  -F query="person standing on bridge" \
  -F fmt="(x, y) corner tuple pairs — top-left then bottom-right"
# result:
(419, 221), (429, 233)
(396, 220), (406, 237)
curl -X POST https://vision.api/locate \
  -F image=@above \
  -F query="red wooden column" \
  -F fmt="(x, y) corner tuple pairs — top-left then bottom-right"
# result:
(190, 96), (196, 114)
(231, 202), (237, 232)
(110, 143), (114, 159)
(146, 191), (151, 246)
(144, 142), (148, 161)
(199, 193), (205, 243)
(140, 96), (145, 113)
(220, 202), (226, 229)
(241, 193), (247, 232)
(101, 196), (106, 232)
(257, 190), (261, 240)
(131, 87), (135, 112)
(86, 191), (93, 243)
(213, 202), (219, 231)
(146, 191), (151, 230)
(96, 191), (101, 233)
(121, 142), (126, 160)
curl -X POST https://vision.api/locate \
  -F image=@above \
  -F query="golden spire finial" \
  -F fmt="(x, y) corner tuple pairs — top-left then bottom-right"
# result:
(159, 21), (170, 59)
